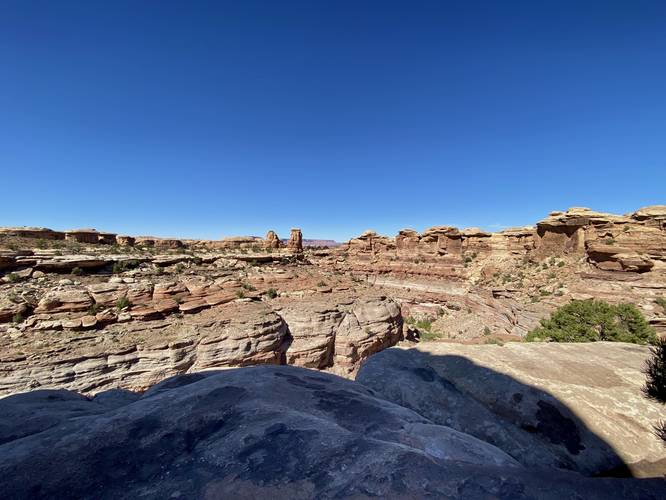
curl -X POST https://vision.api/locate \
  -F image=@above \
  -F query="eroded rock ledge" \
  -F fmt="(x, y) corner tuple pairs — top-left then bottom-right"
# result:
(0, 294), (401, 396)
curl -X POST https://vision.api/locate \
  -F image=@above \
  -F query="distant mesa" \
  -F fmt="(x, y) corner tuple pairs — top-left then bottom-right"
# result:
(0, 226), (344, 250)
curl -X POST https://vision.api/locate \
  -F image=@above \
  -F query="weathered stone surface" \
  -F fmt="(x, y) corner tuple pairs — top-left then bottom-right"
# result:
(0, 366), (663, 499)
(34, 290), (93, 314)
(0, 296), (29, 323)
(0, 292), (403, 396)
(34, 255), (108, 272)
(87, 282), (128, 307)
(277, 295), (402, 372)
(357, 342), (666, 477)
(333, 296), (403, 374)
(279, 299), (345, 368)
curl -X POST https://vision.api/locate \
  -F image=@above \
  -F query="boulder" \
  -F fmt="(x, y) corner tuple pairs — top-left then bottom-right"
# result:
(333, 296), (403, 374)
(279, 299), (345, 368)
(34, 290), (93, 314)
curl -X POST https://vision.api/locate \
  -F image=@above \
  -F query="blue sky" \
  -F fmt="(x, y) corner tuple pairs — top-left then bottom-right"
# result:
(1, 1), (664, 241)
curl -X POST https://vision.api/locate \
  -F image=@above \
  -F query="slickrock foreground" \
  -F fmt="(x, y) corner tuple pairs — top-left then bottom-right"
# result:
(0, 365), (664, 499)
(357, 342), (666, 478)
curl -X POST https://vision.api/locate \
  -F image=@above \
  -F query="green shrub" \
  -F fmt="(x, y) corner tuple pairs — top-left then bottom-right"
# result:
(483, 326), (491, 336)
(235, 290), (246, 299)
(643, 337), (666, 443)
(88, 303), (101, 315)
(557, 261), (566, 267)
(266, 288), (278, 299)
(113, 260), (140, 274)
(174, 263), (185, 273)
(241, 282), (256, 291)
(115, 296), (131, 310)
(6, 272), (19, 283)
(317, 280), (328, 287)
(12, 312), (24, 324)
(643, 337), (666, 403)
(415, 319), (432, 331)
(71, 267), (83, 276)
(526, 299), (656, 344)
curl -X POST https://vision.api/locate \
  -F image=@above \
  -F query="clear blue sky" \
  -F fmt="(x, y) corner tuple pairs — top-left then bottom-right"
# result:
(1, 1), (664, 241)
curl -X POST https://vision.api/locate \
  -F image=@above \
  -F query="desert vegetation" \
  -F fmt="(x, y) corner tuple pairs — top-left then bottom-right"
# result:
(526, 299), (656, 344)
(643, 338), (666, 442)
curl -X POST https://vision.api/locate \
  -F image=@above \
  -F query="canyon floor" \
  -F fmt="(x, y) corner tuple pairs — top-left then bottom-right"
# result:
(1, 206), (665, 497)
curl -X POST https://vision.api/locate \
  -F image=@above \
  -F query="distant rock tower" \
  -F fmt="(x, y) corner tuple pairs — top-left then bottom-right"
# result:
(288, 228), (303, 253)
(264, 230), (281, 249)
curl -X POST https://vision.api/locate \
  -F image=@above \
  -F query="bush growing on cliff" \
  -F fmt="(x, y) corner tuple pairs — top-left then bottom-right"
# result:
(642, 337), (666, 443)
(526, 299), (656, 344)
(643, 338), (666, 402)
(115, 296), (131, 310)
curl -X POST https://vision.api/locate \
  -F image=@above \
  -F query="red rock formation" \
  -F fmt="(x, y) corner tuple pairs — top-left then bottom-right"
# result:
(288, 228), (303, 253)
(65, 229), (110, 244)
(115, 235), (135, 246)
(340, 206), (665, 276)
(264, 230), (281, 249)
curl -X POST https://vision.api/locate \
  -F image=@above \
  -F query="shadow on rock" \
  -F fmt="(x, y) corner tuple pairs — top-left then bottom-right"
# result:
(356, 346), (665, 478)
(0, 364), (664, 499)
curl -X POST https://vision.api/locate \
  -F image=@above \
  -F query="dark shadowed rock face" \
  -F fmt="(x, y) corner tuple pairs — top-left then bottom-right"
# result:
(0, 366), (664, 499)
